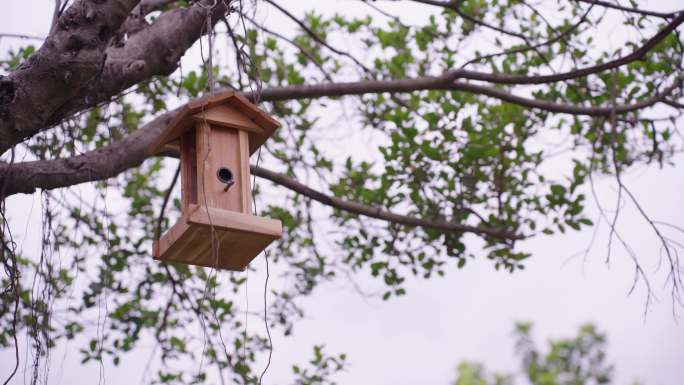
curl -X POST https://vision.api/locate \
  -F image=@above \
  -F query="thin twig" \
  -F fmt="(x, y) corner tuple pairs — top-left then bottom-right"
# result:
(263, 0), (374, 75)
(573, 0), (681, 19)
(155, 164), (180, 239)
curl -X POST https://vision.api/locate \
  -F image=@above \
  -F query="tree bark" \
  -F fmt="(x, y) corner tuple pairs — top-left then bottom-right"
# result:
(0, 0), (141, 153)
(0, 0), (228, 154)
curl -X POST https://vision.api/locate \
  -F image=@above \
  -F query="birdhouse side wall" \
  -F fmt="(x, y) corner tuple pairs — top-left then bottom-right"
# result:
(238, 130), (252, 214)
(180, 130), (198, 211)
(195, 121), (251, 214)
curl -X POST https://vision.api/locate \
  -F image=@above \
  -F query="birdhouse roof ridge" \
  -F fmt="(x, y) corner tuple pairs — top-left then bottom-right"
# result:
(149, 91), (280, 155)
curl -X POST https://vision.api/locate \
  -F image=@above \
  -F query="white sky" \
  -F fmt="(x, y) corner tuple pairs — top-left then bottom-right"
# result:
(1, 1), (683, 385)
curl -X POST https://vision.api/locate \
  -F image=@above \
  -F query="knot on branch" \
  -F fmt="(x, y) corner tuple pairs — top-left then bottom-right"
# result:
(98, 25), (112, 42)
(84, 5), (97, 22)
(125, 60), (146, 75)
(0, 77), (16, 105)
(58, 5), (83, 31)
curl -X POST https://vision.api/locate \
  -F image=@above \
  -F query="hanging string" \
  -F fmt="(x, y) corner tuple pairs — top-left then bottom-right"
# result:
(221, 2), (272, 381)
(230, 1), (271, 382)
(196, 3), (273, 384)
(236, 0), (263, 103)
(206, 6), (215, 95)
(253, 147), (272, 385)
(235, 2), (271, 381)
(195, 1), (226, 382)
(97, 120), (115, 385)
(0, 149), (20, 385)
(232, 0), (253, 368)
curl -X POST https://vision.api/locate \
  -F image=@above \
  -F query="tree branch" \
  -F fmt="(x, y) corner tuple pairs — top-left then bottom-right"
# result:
(0, 0), (141, 153)
(263, 0), (374, 75)
(0, 33), (45, 41)
(573, 0), (682, 19)
(0, 72), (679, 197)
(93, 2), (228, 109)
(240, 13), (333, 82)
(0, 109), (173, 196)
(250, 165), (521, 241)
(411, 0), (532, 41)
(0, 142), (520, 241)
(448, 78), (680, 116)
(253, 73), (681, 116)
(0, 0), (229, 155)
(451, 11), (684, 84)
(121, 0), (179, 36)
(2, 3), (680, 157)
(460, 1), (594, 69)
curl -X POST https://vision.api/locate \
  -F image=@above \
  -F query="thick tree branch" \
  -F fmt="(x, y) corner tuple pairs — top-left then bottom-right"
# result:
(0, 72), (680, 198)
(2, 4), (680, 157)
(49, 0), (62, 36)
(121, 0), (179, 36)
(250, 166), (521, 241)
(90, 3), (228, 111)
(0, 0), (228, 155)
(0, 138), (520, 241)
(0, 0), (141, 153)
(449, 78), (680, 116)
(254, 74), (681, 116)
(0, 109), (172, 197)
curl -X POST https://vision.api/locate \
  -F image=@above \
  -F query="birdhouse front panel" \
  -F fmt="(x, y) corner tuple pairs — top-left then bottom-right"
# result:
(194, 120), (251, 214)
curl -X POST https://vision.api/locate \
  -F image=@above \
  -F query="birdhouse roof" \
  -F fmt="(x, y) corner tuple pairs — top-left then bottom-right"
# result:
(149, 91), (280, 155)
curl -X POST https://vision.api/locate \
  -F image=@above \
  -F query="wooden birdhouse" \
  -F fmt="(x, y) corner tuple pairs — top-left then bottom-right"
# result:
(149, 92), (282, 271)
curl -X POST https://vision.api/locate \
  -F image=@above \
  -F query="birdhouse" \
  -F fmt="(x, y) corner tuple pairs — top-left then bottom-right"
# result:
(149, 92), (282, 271)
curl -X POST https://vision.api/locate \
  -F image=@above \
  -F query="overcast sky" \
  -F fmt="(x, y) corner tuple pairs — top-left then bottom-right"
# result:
(1, 1), (683, 385)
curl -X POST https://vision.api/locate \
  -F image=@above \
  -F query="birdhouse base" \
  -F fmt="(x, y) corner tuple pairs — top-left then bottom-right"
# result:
(153, 204), (282, 271)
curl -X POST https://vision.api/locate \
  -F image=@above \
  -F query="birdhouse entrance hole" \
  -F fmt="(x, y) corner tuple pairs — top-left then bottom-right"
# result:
(149, 92), (282, 271)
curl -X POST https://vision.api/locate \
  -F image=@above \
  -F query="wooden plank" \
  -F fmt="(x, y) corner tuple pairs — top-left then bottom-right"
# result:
(188, 225), (240, 268)
(186, 90), (236, 111)
(230, 93), (280, 130)
(228, 94), (280, 154)
(214, 127), (242, 212)
(149, 92), (237, 155)
(195, 120), (211, 211)
(187, 228), (276, 271)
(186, 204), (282, 238)
(154, 207), (282, 271)
(180, 130), (197, 211)
(148, 104), (193, 154)
(186, 227), (220, 266)
(154, 217), (191, 258)
(192, 105), (264, 134)
(171, 225), (209, 262)
(238, 130), (252, 214)
(195, 122), (243, 212)
(148, 91), (281, 155)
(156, 218), (211, 264)
(163, 140), (180, 153)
